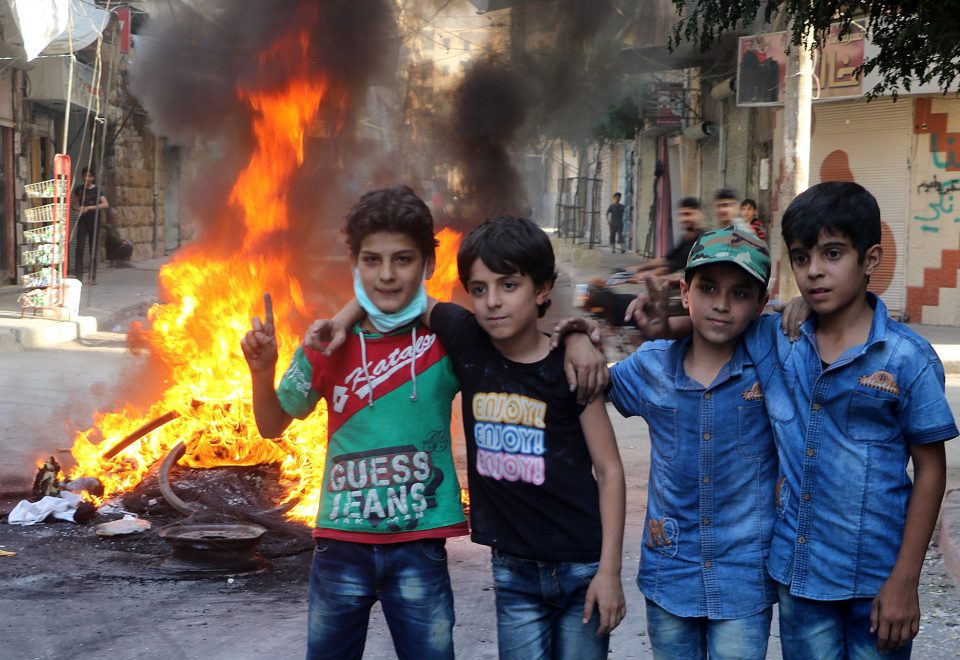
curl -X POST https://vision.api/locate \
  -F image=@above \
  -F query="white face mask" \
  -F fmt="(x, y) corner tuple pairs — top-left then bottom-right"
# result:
(353, 267), (427, 333)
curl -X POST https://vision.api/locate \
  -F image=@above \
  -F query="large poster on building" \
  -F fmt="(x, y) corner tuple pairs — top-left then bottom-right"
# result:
(737, 24), (865, 106)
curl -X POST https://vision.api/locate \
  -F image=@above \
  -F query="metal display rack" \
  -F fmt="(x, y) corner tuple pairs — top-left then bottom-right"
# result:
(19, 154), (71, 317)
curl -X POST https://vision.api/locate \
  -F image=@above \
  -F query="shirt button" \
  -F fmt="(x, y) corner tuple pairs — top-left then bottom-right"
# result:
(703, 518), (711, 526)
(703, 432), (711, 440)
(806, 448), (815, 457)
(703, 476), (711, 484)
(704, 561), (712, 569)
(704, 392), (712, 400)
(803, 493), (811, 502)
(798, 536), (806, 544)
(812, 403), (821, 411)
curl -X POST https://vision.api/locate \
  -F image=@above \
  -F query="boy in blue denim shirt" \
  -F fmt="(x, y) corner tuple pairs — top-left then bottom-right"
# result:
(608, 226), (779, 659)
(750, 182), (957, 658)
(635, 182), (958, 658)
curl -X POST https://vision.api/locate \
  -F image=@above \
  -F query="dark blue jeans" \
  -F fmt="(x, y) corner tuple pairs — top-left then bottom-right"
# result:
(491, 549), (608, 660)
(777, 584), (912, 659)
(306, 538), (455, 660)
(645, 598), (772, 659)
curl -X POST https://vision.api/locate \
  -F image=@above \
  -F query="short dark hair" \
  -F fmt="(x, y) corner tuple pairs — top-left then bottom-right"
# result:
(715, 188), (738, 201)
(613, 192), (622, 199)
(741, 198), (757, 210)
(679, 196), (700, 210)
(457, 216), (557, 318)
(81, 166), (94, 177)
(781, 182), (881, 262)
(344, 185), (437, 261)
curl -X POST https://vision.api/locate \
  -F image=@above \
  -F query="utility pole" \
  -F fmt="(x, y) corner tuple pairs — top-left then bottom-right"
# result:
(771, 31), (813, 301)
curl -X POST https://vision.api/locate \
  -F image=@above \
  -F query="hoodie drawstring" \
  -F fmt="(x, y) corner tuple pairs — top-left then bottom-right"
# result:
(358, 327), (419, 407)
(409, 326), (418, 402)
(359, 331), (374, 407)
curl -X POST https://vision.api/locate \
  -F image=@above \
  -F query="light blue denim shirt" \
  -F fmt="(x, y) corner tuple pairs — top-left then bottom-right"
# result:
(746, 294), (958, 600)
(609, 337), (778, 619)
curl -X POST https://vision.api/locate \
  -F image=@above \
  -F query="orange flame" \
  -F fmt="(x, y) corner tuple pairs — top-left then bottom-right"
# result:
(69, 30), (332, 523)
(426, 227), (462, 301)
(68, 27), (465, 525)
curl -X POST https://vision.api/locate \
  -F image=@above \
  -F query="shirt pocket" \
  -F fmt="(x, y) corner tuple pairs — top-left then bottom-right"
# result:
(846, 389), (899, 443)
(646, 403), (679, 461)
(737, 401), (774, 458)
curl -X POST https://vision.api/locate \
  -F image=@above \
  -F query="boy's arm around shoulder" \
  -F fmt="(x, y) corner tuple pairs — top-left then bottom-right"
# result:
(870, 441), (946, 651)
(579, 398), (626, 635)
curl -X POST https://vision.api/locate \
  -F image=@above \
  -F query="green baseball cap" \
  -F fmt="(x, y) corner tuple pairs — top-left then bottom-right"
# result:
(685, 226), (771, 285)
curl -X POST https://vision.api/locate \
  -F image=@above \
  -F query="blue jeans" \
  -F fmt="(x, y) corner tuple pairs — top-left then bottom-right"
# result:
(645, 598), (772, 659)
(491, 549), (608, 660)
(777, 584), (912, 659)
(306, 538), (455, 660)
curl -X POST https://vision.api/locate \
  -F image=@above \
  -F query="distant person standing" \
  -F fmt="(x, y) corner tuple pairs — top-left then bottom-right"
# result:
(740, 198), (767, 242)
(607, 192), (625, 253)
(71, 166), (109, 281)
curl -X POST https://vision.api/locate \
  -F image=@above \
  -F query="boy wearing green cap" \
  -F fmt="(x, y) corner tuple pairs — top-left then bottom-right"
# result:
(606, 226), (778, 658)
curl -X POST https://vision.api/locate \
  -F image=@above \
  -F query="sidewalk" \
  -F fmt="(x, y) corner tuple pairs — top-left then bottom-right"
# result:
(0, 257), (167, 349)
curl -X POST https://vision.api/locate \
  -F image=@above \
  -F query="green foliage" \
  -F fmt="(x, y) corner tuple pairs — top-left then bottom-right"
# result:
(593, 97), (641, 140)
(668, 0), (960, 98)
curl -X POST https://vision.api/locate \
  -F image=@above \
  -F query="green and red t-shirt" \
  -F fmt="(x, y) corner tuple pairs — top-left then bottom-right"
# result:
(277, 323), (467, 542)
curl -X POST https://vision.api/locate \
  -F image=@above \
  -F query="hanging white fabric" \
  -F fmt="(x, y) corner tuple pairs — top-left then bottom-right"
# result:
(8, 0), (111, 62)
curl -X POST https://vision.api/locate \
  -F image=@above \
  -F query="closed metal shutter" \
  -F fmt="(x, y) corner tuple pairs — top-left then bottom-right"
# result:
(810, 99), (911, 313)
(725, 102), (750, 196)
(0, 69), (13, 127)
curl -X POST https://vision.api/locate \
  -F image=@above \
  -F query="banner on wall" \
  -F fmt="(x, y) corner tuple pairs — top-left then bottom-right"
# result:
(737, 23), (865, 107)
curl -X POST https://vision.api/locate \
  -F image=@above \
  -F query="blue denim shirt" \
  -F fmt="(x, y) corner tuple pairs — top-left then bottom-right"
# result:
(746, 294), (958, 600)
(609, 338), (778, 619)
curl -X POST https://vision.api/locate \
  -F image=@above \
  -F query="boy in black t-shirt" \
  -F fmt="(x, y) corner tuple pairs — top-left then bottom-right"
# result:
(429, 217), (625, 658)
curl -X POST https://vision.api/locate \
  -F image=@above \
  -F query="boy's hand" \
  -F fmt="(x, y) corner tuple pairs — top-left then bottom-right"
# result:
(582, 570), (626, 636)
(241, 293), (278, 374)
(772, 296), (811, 341)
(625, 275), (671, 338)
(870, 575), (920, 651)
(304, 319), (347, 356)
(549, 316), (602, 350)
(562, 333), (609, 404)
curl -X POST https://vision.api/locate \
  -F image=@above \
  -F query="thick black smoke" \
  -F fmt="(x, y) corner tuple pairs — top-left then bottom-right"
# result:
(444, 0), (623, 221)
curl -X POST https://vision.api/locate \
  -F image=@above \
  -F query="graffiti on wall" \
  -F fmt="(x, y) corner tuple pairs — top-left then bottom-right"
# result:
(913, 98), (960, 232)
(914, 176), (960, 233)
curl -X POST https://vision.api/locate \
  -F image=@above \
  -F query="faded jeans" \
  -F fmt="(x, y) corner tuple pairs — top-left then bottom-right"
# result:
(491, 549), (608, 660)
(306, 537), (455, 660)
(777, 584), (912, 660)
(645, 598), (773, 659)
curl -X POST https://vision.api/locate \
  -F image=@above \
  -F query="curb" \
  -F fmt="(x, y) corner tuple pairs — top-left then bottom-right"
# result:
(940, 489), (960, 586)
(0, 315), (97, 350)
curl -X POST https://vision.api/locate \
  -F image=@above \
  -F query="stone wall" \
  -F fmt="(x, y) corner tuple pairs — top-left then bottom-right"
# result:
(102, 103), (165, 262)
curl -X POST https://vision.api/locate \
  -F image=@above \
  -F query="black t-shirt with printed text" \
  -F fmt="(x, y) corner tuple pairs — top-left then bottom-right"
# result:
(430, 302), (602, 562)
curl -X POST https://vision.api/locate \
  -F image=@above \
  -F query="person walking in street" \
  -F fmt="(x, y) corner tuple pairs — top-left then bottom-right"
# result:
(607, 192), (625, 253)
(71, 166), (109, 282)
(626, 196), (703, 281)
